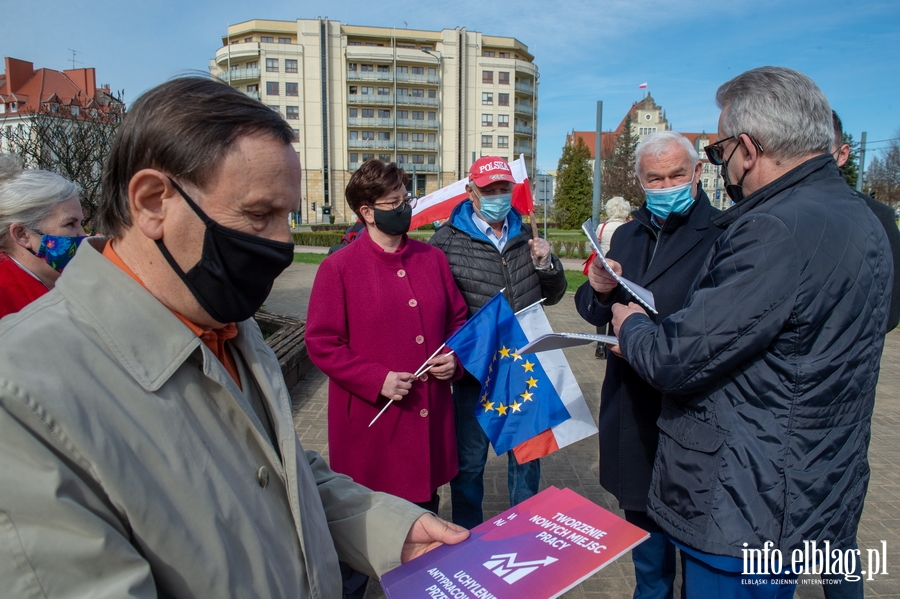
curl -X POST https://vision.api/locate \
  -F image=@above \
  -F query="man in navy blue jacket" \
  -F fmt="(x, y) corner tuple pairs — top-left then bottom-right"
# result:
(576, 131), (724, 599)
(611, 67), (893, 597)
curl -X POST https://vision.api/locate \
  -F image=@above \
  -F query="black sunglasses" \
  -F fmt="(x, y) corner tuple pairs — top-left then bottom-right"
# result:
(704, 134), (765, 166)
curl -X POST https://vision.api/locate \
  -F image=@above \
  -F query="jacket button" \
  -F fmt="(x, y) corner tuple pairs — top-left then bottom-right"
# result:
(257, 466), (269, 489)
(419, 409), (429, 417)
(409, 299), (418, 307)
(415, 335), (424, 344)
(397, 269), (406, 277)
(420, 373), (429, 381)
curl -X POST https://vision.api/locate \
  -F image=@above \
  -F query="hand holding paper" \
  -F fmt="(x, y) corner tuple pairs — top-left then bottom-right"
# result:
(401, 513), (469, 563)
(582, 219), (657, 314)
(588, 256), (621, 295)
(611, 302), (648, 339)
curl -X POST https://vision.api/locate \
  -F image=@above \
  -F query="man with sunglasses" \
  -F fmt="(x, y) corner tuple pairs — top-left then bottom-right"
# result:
(611, 67), (892, 597)
(429, 156), (566, 529)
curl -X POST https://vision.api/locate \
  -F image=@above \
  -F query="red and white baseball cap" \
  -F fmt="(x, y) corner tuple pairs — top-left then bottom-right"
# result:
(468, 156), (516, 188)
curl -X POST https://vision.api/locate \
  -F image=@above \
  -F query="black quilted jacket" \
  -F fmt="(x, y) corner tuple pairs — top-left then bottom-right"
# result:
(619, 154), (893, 557)
(428, 201), (566, 316)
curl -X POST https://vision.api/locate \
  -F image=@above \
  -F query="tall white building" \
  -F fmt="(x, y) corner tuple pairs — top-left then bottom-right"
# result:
(210, 19), (539, 224)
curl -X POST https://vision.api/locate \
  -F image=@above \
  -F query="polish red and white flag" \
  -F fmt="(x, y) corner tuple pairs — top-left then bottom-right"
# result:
(638, 82), (648, 89)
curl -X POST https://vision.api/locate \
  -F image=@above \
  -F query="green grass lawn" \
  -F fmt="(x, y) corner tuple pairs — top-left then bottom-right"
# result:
(293, 251), (588, 291)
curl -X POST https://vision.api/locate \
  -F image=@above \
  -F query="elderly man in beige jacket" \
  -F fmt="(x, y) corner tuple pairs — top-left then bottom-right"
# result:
(0, 77), (467, 598)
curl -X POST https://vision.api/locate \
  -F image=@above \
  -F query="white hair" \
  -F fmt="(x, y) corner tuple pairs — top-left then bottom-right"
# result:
(0, 154), (80, 249)
(634, 131), (699, 177)
(604, 196), (631, 221)
(716, 66), (832, 160)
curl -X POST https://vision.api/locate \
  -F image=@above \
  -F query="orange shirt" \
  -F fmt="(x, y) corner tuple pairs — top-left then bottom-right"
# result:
(102, 241), (242, 388)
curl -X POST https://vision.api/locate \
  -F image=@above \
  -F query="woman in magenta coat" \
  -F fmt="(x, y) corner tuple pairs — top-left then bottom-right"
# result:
(306, 160), (468, 514)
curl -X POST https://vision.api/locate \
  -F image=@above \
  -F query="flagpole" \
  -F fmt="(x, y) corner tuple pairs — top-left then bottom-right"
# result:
(514, 297), (546, 316)
(368, 347), (455, 427)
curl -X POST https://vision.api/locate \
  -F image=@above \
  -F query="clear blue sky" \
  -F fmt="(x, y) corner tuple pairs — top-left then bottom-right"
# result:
(5, 0), (899, 173)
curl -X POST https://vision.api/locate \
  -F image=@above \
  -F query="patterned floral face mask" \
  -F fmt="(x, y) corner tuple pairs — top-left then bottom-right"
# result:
(30, 233), (87, 272)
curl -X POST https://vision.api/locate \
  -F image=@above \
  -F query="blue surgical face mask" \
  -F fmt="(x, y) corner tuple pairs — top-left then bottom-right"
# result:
(641, 176), (695, 220)
(475, 192), (513, 223)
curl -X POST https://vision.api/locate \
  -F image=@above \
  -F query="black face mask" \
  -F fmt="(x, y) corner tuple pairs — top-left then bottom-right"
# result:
(372, 201), (412, 236)
(156, 179), (295, 323)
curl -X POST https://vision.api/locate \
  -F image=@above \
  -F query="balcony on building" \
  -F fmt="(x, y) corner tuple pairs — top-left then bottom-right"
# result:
(347, 93), (395, 105)
(514, 101), (534, 115)
(396, 118), (438, 129)
(399, 163), (438, 173)
(514, 123), (533, 136)
(215, 42), (261, 67)
(514, 81), (535, 96)
(348, 139), (396, 150)
(347, 71), (396, 83)
(348, 117), (394, 128)
(513, 144), (533, 155)
(221, 67), (260, 83)
(244, 90), (260, 100)
(395, 96), (439, 107)
(396, 141), (438, 151)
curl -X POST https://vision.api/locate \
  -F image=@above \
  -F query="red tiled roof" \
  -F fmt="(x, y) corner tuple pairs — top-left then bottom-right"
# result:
(1, 57), (109, 114)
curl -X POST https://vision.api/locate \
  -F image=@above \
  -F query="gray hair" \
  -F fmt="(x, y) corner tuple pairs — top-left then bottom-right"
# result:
(0, 154), (80, 250)
(634, 131), (699, 177)
(604, 196), (632, 221)
(716, 66), (832, 160)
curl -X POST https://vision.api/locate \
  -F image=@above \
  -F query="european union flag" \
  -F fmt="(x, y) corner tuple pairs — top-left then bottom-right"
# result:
(445, 294), (571, 455)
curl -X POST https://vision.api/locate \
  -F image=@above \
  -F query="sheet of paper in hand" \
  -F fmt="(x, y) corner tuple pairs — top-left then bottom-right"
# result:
(519, 332), (619, 354)
(381, 487), (649, 599)
(582, 218), (657, 314)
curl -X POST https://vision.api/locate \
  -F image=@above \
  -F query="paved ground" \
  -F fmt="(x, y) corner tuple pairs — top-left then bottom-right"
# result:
(269, 260), (900, 598)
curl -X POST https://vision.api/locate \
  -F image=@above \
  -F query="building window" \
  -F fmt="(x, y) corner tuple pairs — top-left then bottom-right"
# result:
(482, 114), (493, 127)
(348, 41), (362, 46)
(362, 131), (375, 140)
(348, 63), (358, 71)
(427, 112), (436, 121)
(483, 50), (495, 57)
(397, 88), (409, 96)
(261, 36), (274, 43)
(481, 135), (493, 148)
(412, 67), (424, 75)
(350, 153), (358, 163)
(499, 72), (509, 85)
(245, 37), (253, 42)
(413, 154), (425, 164)
(349, 86), (358, 95)
(499, 93), (509, 106)
(361, 109), (374, 117)
(266, 58), (278, 72)
(349, 108), (358, 117)
(412, 133), (424, 142)
(428, 155), (436, 164)
(361, 64), (374, 72)
(428, 133), (436, 142)
(482, 92), (493, 105)
(362, 153), (375, 161)
(398, 154), (408, 163)
(397, 43), (415, 49)
(499, 52), (510, 58)
(349, 131), (359, 140)
(379, 154), (391, 162)
(397, 133), (409, 141)
(378, 87), (390, 95)
(498, 115), (509, 127)
(266, 81), (279, 95)
(286, 82), (299, 96)
(412, 111), (424, 120)
(420, 45), (432, 50)
(703, 163), (711, 173)
(397, 110), (408, 119)
(267, 105), (280, 114)
(285, 106), (299, 120)
(378, 109), (390, 118)
(279, 37), (291, 44)
(247, 61), (258, 69)
(247, 84), (259, 93)
(285, 59), (298, 73)
(378, 132), (391, 140)
(498, 135), (509, 148)
(411, 89), (424, 97)
(377, 65), (390, 72)
(292, 129), (299, 140)
(482, 71), (493, 84)
(397, 66), (408, 73)
(361, 86), (373, 94)
(428, 67), (436, 76)
(428, 89), (436, 98)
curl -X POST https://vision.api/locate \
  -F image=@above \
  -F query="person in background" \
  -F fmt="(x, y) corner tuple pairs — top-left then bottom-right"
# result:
(591, 195), (632, 358)
(0, 77), (467, 597)
(429, 155), (566, 529)
(576, 131), (723, 599)
(0, 154), (85, 318)
(611, 66), (892, 597)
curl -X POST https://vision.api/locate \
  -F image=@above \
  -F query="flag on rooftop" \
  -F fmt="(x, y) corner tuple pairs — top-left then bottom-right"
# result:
(638, 82), (648, 89)
(444, 293), (596, 461)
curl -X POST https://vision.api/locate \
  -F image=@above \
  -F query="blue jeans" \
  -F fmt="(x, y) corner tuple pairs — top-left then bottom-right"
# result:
(450, 377), (541, 529)
(822, 542), (864, 599)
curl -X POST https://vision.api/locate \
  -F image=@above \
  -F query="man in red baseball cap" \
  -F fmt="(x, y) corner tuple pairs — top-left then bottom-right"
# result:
(429, 156), (566, 528)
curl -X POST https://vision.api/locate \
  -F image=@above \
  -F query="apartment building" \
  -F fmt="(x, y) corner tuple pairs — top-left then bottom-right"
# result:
(210, 19), (539, 224)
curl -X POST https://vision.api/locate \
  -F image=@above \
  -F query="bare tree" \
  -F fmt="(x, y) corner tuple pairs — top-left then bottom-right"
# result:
(2, 92), (124, 228)
(865, 131), (900, 207)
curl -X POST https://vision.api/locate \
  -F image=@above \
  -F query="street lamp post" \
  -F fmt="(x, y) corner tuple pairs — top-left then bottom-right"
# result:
(420, 49), (442, 189)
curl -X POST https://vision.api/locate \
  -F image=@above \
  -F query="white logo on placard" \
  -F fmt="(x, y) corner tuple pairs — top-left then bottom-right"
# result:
(482, 553), (558, 584)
